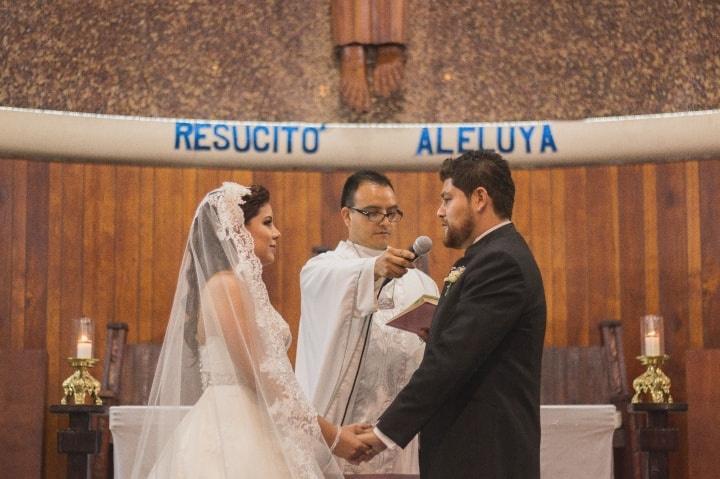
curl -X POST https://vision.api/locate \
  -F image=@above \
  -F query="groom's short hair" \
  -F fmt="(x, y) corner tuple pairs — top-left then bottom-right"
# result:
(439, 150), (515, 220)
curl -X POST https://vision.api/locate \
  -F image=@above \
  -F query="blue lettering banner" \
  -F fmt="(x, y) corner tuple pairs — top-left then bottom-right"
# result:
(1, 107), (718, 170)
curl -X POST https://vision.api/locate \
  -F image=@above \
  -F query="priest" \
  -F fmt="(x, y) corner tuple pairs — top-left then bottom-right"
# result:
(295, 170), (438, 474)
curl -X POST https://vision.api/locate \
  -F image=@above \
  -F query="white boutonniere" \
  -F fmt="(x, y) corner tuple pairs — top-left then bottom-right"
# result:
(444, 266), (465, 284)
(443, 266), (465, 295)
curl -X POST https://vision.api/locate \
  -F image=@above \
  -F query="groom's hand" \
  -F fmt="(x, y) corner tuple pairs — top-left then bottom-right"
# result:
(333, 423), (373, 464)
(356, 430), (387, 460)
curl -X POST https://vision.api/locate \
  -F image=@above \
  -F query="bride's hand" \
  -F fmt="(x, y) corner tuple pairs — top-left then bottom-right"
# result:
(332, 423), (373, 464)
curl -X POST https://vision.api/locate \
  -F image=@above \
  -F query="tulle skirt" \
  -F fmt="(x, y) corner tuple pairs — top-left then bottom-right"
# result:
(148, 385), (291, 478)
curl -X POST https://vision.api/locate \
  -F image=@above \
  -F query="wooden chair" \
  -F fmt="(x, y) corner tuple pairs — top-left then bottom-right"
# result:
(92, 323), (161, 478)
(0, 349), (47, 479)
(117, 342), (161, 405)
(541, 320), (641, 479)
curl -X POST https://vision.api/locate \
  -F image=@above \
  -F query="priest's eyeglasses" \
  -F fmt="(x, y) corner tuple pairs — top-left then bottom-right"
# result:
(348, 207), (404, 224)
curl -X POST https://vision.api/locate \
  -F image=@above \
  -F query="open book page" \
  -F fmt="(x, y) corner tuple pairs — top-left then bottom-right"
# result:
(386, 294), (439, 335)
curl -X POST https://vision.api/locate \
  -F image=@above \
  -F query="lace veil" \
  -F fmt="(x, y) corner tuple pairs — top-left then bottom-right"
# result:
(129, 182), (342, 478)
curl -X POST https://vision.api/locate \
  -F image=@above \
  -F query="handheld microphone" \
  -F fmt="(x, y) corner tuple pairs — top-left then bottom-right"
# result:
(410, 235), (433, 260)
(379, 236), (433, 293)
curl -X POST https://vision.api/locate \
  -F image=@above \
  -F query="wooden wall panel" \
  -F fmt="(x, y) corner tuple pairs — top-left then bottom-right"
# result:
(643, 164), (661, 314)
(114, 166), (141, 341)
(685, 162), (703, 350)
(44, 162), (63, 478)
(23, 161), (49, 349)
(2, 157), (719, 479)
(656, 162), (690, 394)
(0, 159), (13, 350)
(279, 172), (311, 362)
(195, 168), (221, 205)
(617, 164), (646, 380)
(549, 169), (568, 347)
(699, 159), (720, 347)
(385, 172), (421, 252)
(151, 168), (186, 343)
(586, 167), (621, 344)
(10, 160), (27, 350)
(656, 162), (692, 477)
(82, 164), (117, 369)
(564, 167), (590, 346)
(528, 170), (554, 342)
(512, 169), (531, 237)
(138, 167), (155, 344)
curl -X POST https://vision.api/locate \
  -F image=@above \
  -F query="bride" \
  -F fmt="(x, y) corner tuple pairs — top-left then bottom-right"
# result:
(130, 182), (370, 478)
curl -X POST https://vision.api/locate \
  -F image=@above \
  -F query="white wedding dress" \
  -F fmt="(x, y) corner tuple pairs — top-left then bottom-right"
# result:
(130, 183), (342, 479)
(147, 334), (293, 478)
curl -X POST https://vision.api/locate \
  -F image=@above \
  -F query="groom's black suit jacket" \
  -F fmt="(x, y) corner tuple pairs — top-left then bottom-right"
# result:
(377, 224), (546, 478)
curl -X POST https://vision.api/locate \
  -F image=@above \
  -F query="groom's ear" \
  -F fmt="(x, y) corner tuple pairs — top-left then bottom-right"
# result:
(470, 187), (490, 213)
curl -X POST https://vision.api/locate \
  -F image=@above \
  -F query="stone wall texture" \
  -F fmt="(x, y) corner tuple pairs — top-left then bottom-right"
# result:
(2, 0), (718, 123)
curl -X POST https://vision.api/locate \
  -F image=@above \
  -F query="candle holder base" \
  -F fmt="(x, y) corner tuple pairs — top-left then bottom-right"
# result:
(61, 358), (102, 405)
(632, 355), (673, 404)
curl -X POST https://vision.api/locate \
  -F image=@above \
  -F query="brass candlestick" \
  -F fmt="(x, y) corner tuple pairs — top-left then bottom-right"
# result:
(61, 357), (103, 405)
(631, 355), (673, 404)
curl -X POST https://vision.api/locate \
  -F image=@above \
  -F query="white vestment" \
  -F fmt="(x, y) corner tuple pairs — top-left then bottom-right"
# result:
(296, 240), (438, 474)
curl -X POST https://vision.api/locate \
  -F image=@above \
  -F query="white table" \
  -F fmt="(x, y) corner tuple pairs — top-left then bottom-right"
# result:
(110, 404), (620, 479)
(540, 405), (621, 479)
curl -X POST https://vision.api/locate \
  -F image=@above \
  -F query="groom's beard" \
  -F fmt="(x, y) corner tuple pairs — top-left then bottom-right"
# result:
(443, 210), (475, 249)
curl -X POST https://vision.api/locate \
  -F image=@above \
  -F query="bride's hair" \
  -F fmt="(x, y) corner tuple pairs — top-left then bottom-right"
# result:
(182, 184), (271, 356)
(238, 184), (270, 225)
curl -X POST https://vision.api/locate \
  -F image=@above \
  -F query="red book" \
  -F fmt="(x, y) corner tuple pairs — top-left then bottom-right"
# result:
(387, 294), (438, 335)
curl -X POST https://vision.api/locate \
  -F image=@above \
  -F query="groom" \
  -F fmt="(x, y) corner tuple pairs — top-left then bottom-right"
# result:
(358, 150), (547, 478)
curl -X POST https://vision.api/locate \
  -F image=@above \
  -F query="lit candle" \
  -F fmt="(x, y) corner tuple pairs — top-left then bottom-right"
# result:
(644, 331), (661, 357)
(77, 336), (93, 359)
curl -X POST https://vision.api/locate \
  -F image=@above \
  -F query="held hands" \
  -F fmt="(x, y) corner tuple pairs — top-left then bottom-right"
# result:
(374, 247), (416, 281)
(331, 423), (373, 464)
(331, 424), (387, 465)
(356, 430), (387, 458)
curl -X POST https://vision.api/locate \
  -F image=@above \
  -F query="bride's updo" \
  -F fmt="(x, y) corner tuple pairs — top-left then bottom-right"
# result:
(239, 184), (270, 224)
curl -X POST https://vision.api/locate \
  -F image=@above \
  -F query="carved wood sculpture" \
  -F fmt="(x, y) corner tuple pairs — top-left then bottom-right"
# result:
(331, 0), (407, 112)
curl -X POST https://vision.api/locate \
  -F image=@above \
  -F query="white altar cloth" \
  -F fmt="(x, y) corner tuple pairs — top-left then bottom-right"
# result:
(110, 404), (620, 479)
(540, 405), (621, 479)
